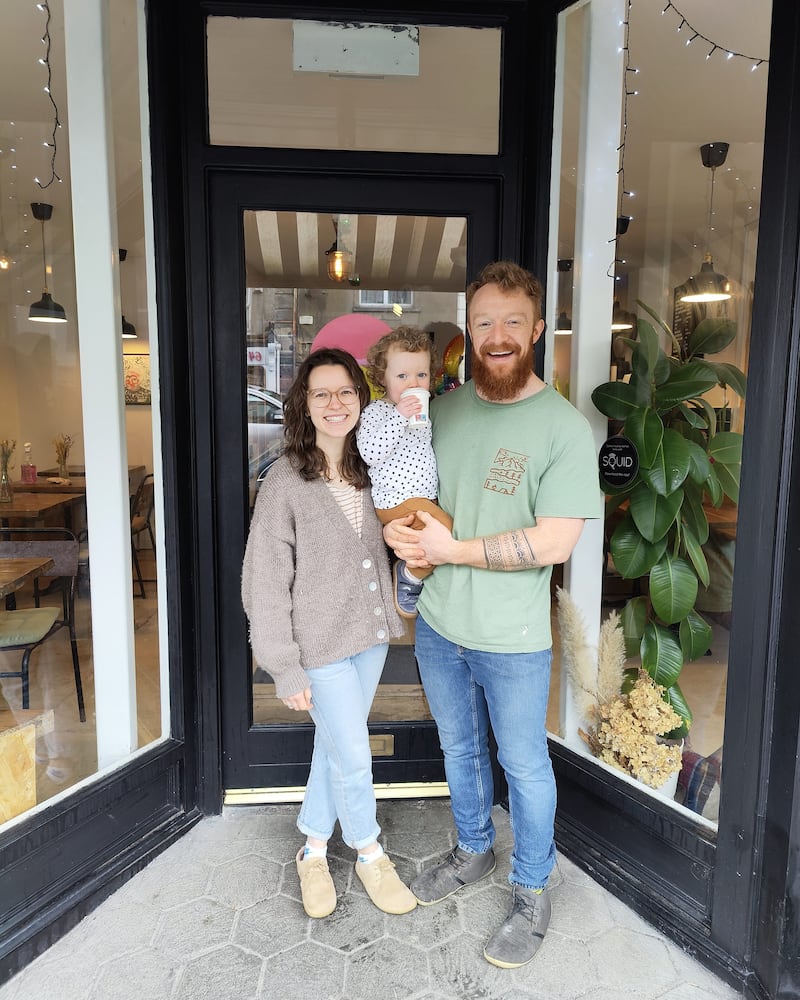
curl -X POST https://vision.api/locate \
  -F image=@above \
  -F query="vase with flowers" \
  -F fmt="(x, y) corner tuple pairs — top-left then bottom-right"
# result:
(0, 438), (15, 503)
(556, 586), (683, 795)
(53, 433), (74, 480)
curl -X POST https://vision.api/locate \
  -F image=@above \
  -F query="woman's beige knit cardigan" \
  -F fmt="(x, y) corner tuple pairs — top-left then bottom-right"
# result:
(241, 456), (404, 698)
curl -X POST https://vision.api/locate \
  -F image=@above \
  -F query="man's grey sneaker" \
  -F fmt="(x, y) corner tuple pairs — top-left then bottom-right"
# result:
(483, 885), (551, 969)
(411, 846), (496, 905)
(394, 560), (423, 619)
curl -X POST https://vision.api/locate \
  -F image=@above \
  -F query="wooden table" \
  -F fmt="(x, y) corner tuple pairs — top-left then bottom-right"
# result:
(0, 493), (83, 530)
(0, 556), (55, 599)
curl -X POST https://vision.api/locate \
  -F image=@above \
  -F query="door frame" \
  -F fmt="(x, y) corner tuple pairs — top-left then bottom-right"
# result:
(208, 168), (504, 790)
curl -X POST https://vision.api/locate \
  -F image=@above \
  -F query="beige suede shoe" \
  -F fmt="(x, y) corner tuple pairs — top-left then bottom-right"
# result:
(355, 854), (417, 914)
(296, 849), (336, 918)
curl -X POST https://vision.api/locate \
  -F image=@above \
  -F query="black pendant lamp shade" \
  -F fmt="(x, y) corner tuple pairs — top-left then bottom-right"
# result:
(29, 202), (67, 323)
(680, 142), (732, 304)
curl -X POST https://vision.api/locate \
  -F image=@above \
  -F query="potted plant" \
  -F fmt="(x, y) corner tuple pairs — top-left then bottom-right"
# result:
(590, 302), (746, 737)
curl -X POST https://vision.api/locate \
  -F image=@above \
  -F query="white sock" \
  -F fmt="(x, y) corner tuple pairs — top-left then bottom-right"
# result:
(303, 843), (327, 859)
(398, 562), (421, 585)
(357, 845), (384, 865)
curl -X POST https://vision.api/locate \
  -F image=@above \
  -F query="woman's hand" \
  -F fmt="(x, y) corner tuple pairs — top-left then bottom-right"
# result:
(282, 688), (313, 711)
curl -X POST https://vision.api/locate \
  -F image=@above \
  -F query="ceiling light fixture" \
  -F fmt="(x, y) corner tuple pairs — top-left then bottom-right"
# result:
(325, 218), (352, 283)
(611, 299), (635, 331)
(28, 201), (66, 323)
(679, 142), (732, 303)
(119, 248), (137, 339)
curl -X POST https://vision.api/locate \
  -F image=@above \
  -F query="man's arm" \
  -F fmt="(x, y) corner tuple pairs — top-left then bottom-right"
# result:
(384, 511), (585, 571)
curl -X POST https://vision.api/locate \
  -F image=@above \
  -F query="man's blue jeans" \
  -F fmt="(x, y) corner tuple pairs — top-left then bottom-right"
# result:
(415, 614), (556, 890)
(297, 643), (388, 850)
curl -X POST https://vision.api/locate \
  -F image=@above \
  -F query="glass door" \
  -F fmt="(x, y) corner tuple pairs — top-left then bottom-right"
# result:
(210, 169), (500, 794)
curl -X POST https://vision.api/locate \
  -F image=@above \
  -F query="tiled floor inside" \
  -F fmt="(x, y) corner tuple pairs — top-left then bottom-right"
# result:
(0, 799), (743, 1000)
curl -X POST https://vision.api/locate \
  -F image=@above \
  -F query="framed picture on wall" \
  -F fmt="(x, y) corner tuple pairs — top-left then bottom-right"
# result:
(123, 354), (151, 405)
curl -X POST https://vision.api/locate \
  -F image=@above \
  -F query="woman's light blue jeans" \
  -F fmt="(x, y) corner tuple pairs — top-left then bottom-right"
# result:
(415, 614), (556, 890)
(297, 643), (388, 850)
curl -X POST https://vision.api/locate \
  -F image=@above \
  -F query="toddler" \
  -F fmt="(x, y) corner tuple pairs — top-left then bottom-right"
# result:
(357, 326), (453, 618)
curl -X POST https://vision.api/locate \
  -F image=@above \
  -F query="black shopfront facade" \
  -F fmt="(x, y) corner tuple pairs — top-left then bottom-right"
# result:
(1, 2), (800, 997)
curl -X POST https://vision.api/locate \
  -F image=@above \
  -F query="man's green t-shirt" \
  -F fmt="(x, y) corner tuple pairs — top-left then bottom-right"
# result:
(418, 381), (602, 653)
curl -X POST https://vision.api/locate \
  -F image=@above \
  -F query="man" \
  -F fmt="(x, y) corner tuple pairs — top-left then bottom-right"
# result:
(385, 260), (601, 969)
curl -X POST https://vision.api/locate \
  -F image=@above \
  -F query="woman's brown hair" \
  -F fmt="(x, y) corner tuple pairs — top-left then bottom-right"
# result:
(283, 348), (371, 487)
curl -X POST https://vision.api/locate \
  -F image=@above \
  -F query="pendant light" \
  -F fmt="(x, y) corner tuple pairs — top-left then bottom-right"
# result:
(29, 202), (67, 323)
(119, 248), (137, 339)
(611, 300), (634, 331)
(325, 217), (352, 283)
(679, 143), (731, 304)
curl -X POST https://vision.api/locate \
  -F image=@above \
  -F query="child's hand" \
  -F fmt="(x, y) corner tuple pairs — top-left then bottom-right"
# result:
(396, 394), (423, 420)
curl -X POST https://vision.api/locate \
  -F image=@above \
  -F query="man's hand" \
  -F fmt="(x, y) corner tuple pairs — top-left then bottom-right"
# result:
(409, 510), (460, 566)
(383, 514), (432, 570)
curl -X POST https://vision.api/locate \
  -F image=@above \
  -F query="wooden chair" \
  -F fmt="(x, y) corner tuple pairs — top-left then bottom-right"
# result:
(0, 528), (86, 722)
(130, 473), (155, 598)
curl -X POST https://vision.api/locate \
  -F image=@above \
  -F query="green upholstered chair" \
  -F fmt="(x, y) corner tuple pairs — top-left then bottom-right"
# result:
(0, 528), (86, 723)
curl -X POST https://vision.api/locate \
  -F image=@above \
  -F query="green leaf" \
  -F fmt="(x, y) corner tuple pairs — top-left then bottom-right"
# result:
(679, 612), (713, 661)
(677, 403), (708, 429)
(641, 622), (683, 689)
(708, 431), (743, 466)
(661, 429), (693, 493)
(709, 432), (743, 504)
(681, 523), (710, 588)
(649, 554), (698, 624)
(654, 362), (718, 409)
(637, 300), (680, 354)
(687, 318), (737, 357)
(632, 318), (661, 375)
(625, 409), (663, 470)
(610, 513), (668, 577)
(629, 484), (683, 541)
(682, 482), (710, 544)
(705, 362), (747, 399)
(695, 397), (719, 438)
(591, 381), (642, 420)
(705, 466), (724, 506)
(653, 351), (673, 386)
(664, 682), (693, 730)
(621, 596), (649, 658)
(685, 439), (713, 485)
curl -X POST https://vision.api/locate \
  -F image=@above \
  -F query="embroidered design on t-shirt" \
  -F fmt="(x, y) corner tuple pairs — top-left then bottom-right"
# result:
(484, 448), (529, 495)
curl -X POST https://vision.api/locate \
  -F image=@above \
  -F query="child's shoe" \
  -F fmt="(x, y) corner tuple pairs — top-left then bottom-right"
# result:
(393, 560), (423, 619)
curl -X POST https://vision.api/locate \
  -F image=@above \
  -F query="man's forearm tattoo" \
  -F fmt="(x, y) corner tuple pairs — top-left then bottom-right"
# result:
(482, 531), (539, 570)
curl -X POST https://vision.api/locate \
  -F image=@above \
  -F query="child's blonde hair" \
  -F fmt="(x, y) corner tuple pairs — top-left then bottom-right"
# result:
(366, 326), (438, 392)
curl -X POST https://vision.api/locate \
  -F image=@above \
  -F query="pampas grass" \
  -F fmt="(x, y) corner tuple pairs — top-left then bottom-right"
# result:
(555, 586), (597, 721)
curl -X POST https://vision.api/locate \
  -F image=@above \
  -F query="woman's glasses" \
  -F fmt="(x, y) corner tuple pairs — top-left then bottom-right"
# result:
(307, 386), (360, 408)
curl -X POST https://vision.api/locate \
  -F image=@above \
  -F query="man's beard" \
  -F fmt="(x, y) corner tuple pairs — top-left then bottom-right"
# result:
(471, 341), (533, 401)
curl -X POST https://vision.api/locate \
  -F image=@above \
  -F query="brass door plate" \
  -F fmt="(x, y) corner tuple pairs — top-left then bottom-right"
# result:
(369, 734), (395, 757)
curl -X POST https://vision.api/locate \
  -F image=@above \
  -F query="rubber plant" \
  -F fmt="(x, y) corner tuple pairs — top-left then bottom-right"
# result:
(591, 301), (746, 737)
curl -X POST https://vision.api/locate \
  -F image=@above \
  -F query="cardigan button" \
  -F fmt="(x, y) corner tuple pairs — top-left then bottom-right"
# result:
(368, 581), (377, 591)
(374, 607), (382, 616)
(362, 558), (372, 569)
(377, 629), (387, 640)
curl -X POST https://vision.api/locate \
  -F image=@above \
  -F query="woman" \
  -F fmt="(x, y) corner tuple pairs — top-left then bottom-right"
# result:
(242, 348), (415, 919)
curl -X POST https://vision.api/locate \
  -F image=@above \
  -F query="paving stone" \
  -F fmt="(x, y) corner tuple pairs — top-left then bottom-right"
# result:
(310, 894), (387, 952)
(666, 947), (744, 997)
(588, 926), (681, 995)
(174, 944), (262, 1000)
(2, 958), (97, 1000)
(427, 932), (517, 1000)
(385, 830), (456, 861)
(496, 929), (602, 1000)
(257, 942), (346, 1000)
(89, 949), (179, 999)
(232, 895), (309, 957)
(345, 937), (429, 1000)
(124, 853), (212, 908)
(390, 896), (462, 948)
(206, 854), (282, 908)
(152, 897), (236, 961)
(548, 879), (615, 940)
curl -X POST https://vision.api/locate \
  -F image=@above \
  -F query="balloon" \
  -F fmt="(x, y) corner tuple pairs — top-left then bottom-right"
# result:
(443, 333), (464, 378)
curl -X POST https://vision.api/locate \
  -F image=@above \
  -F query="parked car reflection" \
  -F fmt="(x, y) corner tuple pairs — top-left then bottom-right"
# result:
(247, 385), (284, 507)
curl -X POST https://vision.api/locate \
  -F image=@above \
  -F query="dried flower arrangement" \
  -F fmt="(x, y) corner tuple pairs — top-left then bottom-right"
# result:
(556, 587), (683, 789)
(53, 433), (74, 474)
(0, 438), (15, 466)
(0, 438), (15, 501)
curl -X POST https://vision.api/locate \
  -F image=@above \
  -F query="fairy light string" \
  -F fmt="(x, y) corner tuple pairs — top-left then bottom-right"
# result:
(35, 1), (62, 190)
(660, 1), (768, 70)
